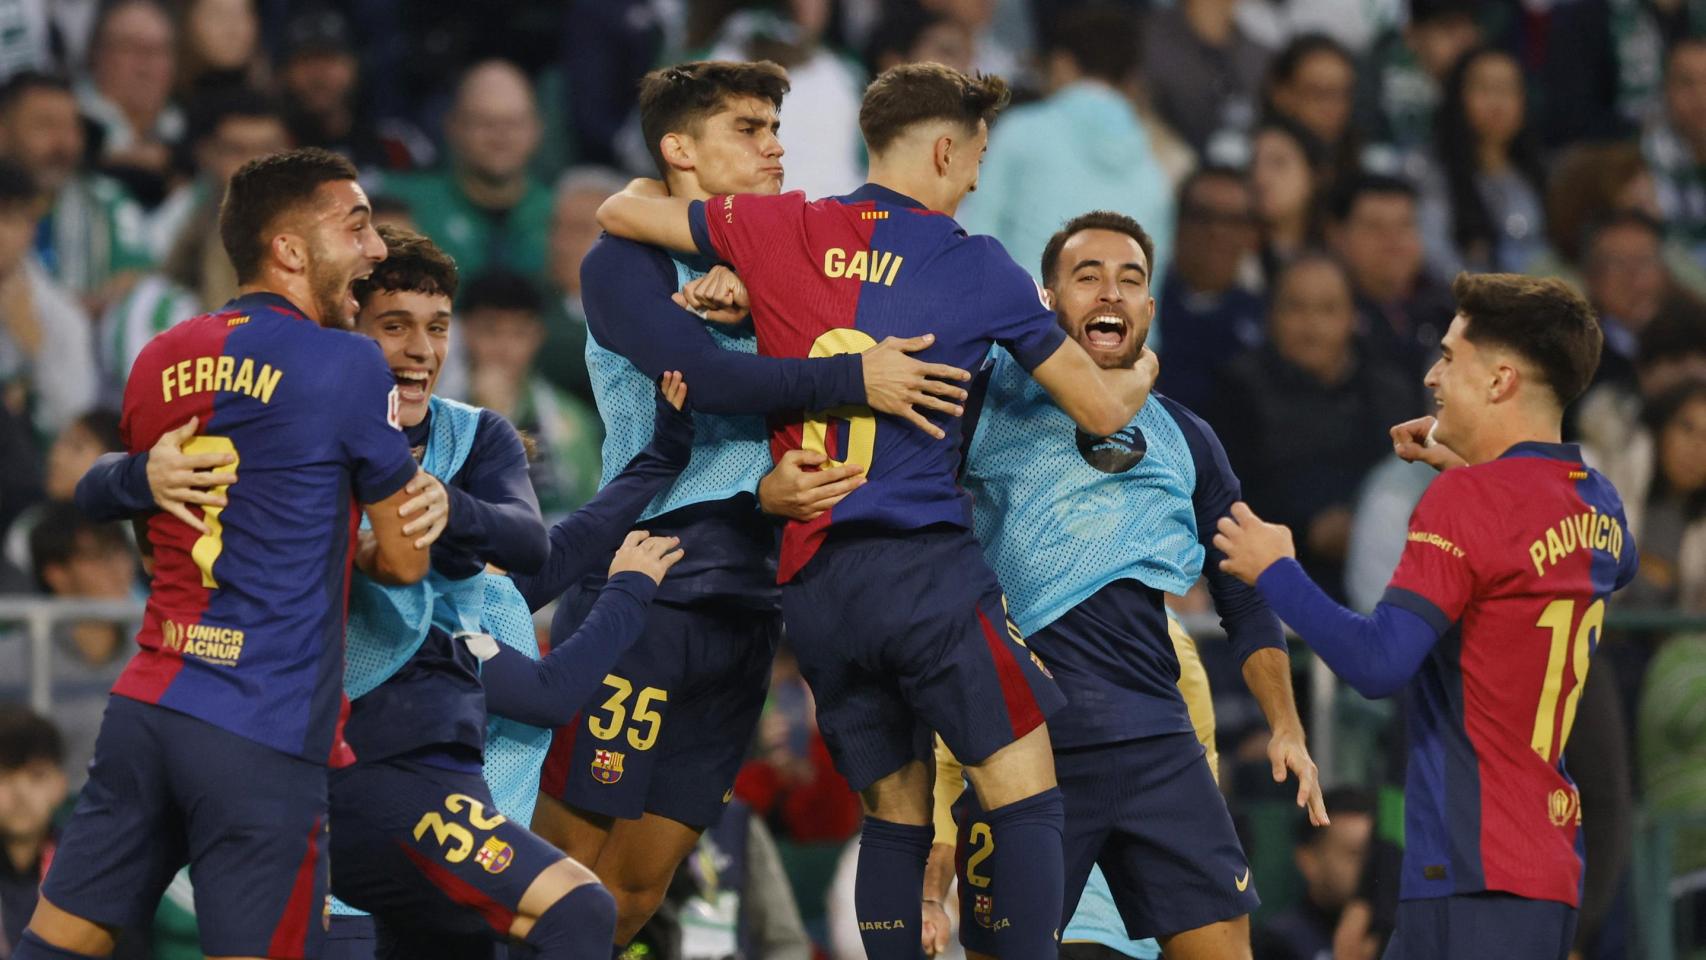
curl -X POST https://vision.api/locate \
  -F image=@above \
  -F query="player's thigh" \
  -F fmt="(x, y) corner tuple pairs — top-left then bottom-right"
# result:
(639, 602), (777, 828)
(1156, 914), (1251, 960)
(554, 601), (696, 822)
(174, 718), (330, 960)
(529, 789), (612, 866)
(328, 760), (563, 942)
(40, 697), (188, 936)
(1096, 734), (1257, 942)
(591, 812), (703, 899)
(782, 567), (931, 794)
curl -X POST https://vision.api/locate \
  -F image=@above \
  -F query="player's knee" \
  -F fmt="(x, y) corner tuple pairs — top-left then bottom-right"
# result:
(607, 878), (670, 942)
(965, 725), (1057, 809)
(525, 882), (617, 957)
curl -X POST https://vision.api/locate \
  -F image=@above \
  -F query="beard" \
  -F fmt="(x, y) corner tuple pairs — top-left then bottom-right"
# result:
(308, 260), (353, 328)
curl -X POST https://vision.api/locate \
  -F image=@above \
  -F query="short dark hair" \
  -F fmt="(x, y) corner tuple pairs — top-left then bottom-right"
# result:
(0, 70), (73, 115)
(184, 87), (284, 147)
(1583, 208), (1665, 262)
(1044, 3), (1141, 86)
(637, 61), (790, 179)
(218, 147), (359, 283)
(1297, 786), (1375, 845)
(460, 268), (544, 318)
(1177, 164), (1249, 213)
(0, 157), (37, 210)
(0, 706), (62, 771)
(1039, 210), (1157, 288)
(860, 62), (1010, 156)
(352, 223), (457, 307)
(1327, 173), (1418, 223)
(1267, 32), (1355, 93)
(1639, 308), (1706, 369)
(28, 502), (131, 590)
(70, 408), (124, 453)
(1452, 273), (1603, 408)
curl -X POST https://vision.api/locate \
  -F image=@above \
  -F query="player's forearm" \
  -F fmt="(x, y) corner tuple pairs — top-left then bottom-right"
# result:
(76, 451), (155, 520)
(1205, 561), (1287, 664)
(1241, 646), (1306, 735)
(1254, 559), (1440, 699)
(595, 189), (699, 253)
(511, 408), (692, 611)
(923, 841), (956, 903)
(439, 485), (548, 575)
(481, 572), (657, 726)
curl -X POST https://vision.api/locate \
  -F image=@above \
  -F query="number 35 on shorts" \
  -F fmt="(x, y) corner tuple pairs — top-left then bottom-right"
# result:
(587, 674), (667, 750)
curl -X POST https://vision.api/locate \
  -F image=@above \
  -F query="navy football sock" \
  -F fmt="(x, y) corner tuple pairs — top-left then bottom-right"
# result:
(985, 787), (1065, 957)
(12, 931), (105, 960)
(524, 883), (617, 960)
(855, 817), (933, 959)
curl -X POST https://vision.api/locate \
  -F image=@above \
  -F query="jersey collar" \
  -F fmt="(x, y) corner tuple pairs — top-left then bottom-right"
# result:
(1499, 440), (1583, 463)
(223, 291), (312, 322)
(845, 182), (927, 210)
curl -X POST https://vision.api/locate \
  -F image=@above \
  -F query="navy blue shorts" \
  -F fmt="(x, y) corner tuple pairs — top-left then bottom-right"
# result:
(41, 695), (328, 958)
(328, 756), (564, 945)
(325, 913), (510, 960)
(784, 526), (1064, 791)
(544, 594), (777, 828)
(324, 915), (376, 960)
(955, 733), (1256, 951)
(1384, 893), (1578, 960)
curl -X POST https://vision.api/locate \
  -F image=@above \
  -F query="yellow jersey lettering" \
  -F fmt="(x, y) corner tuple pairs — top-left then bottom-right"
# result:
(159, 355), (285, 405)
(845, 250), (868, 281)
(213, 355), (235, 393)
(1528, 508), (1623, 577)
(193, 356), (214, 395)
(161, 364), (177, 403)
(884, 254), (904, 285)
(823, 247), (846, 278)
(822, 247), (905, 285)
(174, 360), (193, 399)
(254, 364), (283, 404)
(231, 358), (254, 395)
(1407, 531), (1464, 558)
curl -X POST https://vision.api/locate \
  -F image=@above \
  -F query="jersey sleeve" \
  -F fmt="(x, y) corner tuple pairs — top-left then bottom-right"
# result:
(1381, 469), (1481, 632)
(688, 191), (809, 273)
(974, 238), (1068, 371)
(436, 411), (548, 575)
(336, 338), (419, 504)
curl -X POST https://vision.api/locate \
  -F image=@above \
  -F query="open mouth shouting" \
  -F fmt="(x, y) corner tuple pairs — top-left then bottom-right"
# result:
(394, 367), (433, 405)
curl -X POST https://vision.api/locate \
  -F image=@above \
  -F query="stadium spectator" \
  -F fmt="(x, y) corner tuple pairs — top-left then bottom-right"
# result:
(1588, 380), (1706, 612)
(76, 0), (183, 206)
(0, 71), (153, 316)
(958, 3), (1174, 283)
(541, 166), (623, 406)
(1253, 786), (1375, 960)
(459, 268), (602, 520)
(920, 0), (1022, 82)
(559, 0), (671, 169)
(11, 504), (135, 790)
(42, 410), (120, 505)
(1155, 165), (1265, 412)
(0, 157), (96, 437)
(140, 89), (288, 309)
(862, 6), (973, 76)
(1250, 115), (1325, 285)
(733, 650), (860, 846)
(1325, 173), (1452, 379)
(0, 401), (43, 548)
(276, 6), (428, 174)
(705, 4), (864, 200)
(1648, 37), (1706, 264)
(1210, 254), (1416, 601)
(387, 59), (553, 283)
(1418, 46), (1547, 276)
(1358, 0), (1480, 155)
(1263, 33), (1359, 187)
(172, 0), (265, 100)
(1141, 0), (1270, 158)
(0, 707), (67, 953)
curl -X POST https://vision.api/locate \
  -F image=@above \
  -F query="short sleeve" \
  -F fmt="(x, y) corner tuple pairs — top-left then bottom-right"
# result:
(975, 238), (1068, 370)
(337, 338), (418, 504)
(693, 191), (809, 271)
(1382, 469), (1480, 631)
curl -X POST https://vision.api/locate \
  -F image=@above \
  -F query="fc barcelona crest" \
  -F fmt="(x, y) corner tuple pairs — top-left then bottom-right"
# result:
(592, 749), (625, 784)
(974, 893), (993, 929)
(474, 837), (514, 874)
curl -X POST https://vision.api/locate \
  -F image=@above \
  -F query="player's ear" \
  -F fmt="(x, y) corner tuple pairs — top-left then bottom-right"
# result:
(1488, 359), (1519, 404)
(660, 132), (694, 173)
(272, 230), (308, 274)
(933, 134), (954, 178)
(1040, 287), (1055, 309)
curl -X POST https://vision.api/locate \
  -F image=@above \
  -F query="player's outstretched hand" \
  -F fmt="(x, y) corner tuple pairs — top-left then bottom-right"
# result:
(758, 449), (866, 521)
(608, 529), (684, 584)
(1390, 415), (1467, 471)
(861, 334), (971, 440)
(921, 898), (952, 956)
(398, 472), (450, 549)
(146, 416), (237, 535)
(1269, 725), (1330, 826)
(672, 265), (749, 324)
(1213, 502), (1297, 586)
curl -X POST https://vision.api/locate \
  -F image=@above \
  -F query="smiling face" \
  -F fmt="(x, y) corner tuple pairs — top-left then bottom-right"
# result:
(1424, 313), (1495, 453)
(677, 95), (787, 197)
(355, 288), (451, 427)
(1048, 227), (1155, 369)
(299, 179), (387, 326)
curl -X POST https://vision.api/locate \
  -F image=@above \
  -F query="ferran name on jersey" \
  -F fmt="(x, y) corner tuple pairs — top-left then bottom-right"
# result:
(591, 748), (625, 784)
(160, 353), (283, 404)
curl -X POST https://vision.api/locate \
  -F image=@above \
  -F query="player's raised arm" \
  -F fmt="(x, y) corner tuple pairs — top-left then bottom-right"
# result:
(357, 473), (435, 585)
(1027, 340), (1158, 437)
(596, 178), (700, 254)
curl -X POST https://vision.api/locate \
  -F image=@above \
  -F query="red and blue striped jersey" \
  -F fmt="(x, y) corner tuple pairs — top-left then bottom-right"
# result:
(688, 184), (1067, 581)
(1380, 442), (1638, 906)
(114, 292), (418, 766)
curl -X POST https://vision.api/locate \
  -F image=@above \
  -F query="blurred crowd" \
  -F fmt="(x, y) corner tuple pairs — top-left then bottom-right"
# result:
(2, 0), (1706, 957)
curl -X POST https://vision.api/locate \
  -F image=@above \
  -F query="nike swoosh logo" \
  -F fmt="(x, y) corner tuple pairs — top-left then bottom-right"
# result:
(1235, 869), (1250, 891)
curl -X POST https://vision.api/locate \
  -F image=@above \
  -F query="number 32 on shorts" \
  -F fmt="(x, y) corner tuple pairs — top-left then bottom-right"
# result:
(588, 675), (667, 750)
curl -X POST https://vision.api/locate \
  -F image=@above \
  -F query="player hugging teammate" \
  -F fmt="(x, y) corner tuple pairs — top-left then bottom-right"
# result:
(25, 55), (1628, 960)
